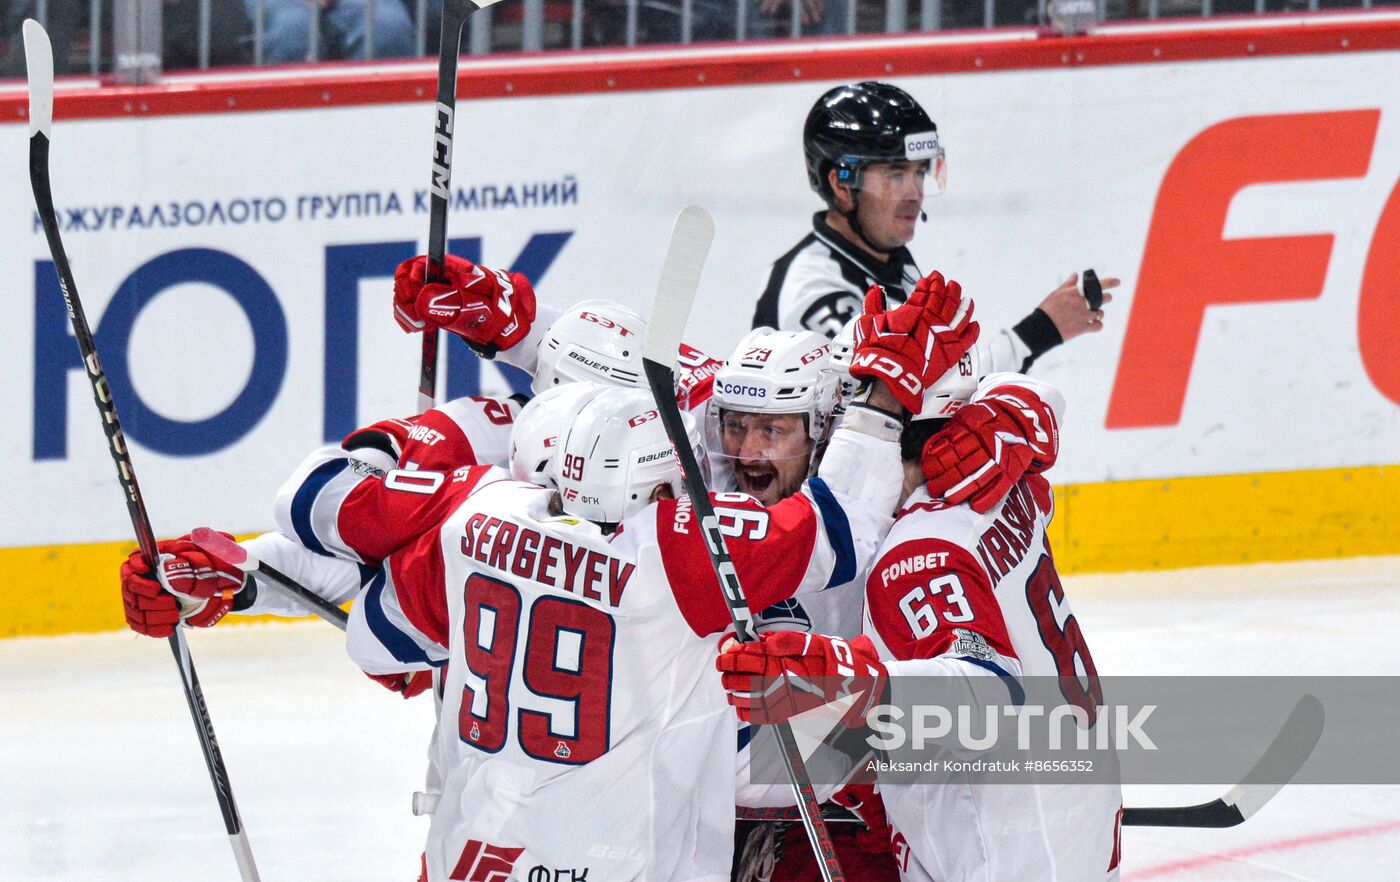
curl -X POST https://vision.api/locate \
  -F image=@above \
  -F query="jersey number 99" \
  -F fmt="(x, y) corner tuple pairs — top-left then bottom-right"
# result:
(459, 574), (615, 764)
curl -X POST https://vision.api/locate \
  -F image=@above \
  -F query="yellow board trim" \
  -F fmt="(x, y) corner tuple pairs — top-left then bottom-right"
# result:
(0, 535), (330, 639)
(3, 464), (1397, 638)
(1046, 463), (1400, 574)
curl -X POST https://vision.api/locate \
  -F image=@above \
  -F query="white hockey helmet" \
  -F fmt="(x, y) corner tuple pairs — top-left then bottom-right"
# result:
(549, 387), (702, 525)
(509, 382), (599, 485)
(705, 328), (841, 465)
(827, 316), (860, 419)
(910, 335), (981, 421)
(532, 300), (646, 395)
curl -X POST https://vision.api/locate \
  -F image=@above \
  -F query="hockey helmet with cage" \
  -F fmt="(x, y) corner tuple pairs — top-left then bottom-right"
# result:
(803, 81), (947, 203)
(705, 328), (841, 479)
(531, 300), (646, 395)
(549, 387), (703, 525)
(509, 381), (598, 485)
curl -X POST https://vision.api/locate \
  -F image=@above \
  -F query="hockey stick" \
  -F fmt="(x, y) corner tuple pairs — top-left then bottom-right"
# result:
(641, 206), (847, 882)
(189, 528), (349, 631)
(22, 21), (260, 882)
(417, 0), (508, 411)
(1122, 694), (1324, 828)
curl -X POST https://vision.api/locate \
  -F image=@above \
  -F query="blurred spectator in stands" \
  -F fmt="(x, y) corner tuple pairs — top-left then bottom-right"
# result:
(249, 0), (417, 61)
(164, 0), (253, 70)
(580, 0), (742, 44)
(745, 0), (849, 38)
(1, 1), (82, 77)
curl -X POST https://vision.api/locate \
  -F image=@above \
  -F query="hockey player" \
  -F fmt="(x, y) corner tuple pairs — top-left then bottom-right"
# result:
(717, 342), (1123, 880)
(325, 280), (964, 879)
(391, 252), (1051, 519)
(752, 80), (1116, 373)
(391, 254), (724, 410)
(116, 293), (699, 651)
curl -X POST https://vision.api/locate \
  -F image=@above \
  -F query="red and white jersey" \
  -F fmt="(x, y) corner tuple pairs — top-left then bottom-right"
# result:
(864, 478), (1122, 882)
(338, 464), (890, 881)
(398, 395), (521, 473)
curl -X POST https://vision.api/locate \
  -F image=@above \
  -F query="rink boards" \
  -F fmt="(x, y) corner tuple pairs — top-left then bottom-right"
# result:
(1, 13), (1398, 635)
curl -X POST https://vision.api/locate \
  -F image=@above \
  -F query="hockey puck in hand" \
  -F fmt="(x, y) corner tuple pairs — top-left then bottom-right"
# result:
(1080, 269), (1103, 311)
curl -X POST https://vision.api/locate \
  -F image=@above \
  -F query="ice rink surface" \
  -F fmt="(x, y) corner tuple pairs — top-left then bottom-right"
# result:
(4, 556), (1398, 881)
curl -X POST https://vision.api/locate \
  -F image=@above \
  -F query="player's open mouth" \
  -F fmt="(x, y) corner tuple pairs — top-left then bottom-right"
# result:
(737, 465), (776, 497)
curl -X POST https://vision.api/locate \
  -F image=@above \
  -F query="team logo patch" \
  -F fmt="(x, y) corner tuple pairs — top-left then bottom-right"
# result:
(350, 458), (385, 478)
(555, 742), (572, 759)
(951, 628), (996, 661)
(755, 598), (812, 634)
(449, 838), (524, 882)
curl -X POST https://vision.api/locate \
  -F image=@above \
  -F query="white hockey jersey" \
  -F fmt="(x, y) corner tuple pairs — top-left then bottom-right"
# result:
(863, 475), (1122, 882)
(340, 455), (895, 882)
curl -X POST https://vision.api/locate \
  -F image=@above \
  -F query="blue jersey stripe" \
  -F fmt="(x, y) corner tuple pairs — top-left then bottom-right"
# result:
(806, 476), (856, 590)
(960, 656), (1026, 706)
(291, 459), (348, 557)
(363, 568), (439, 667)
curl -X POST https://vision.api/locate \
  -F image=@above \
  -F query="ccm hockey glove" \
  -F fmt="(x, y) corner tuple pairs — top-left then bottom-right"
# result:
(922, 385), (1060, 513)
(120, 532), (247, 638)
(849, 271), (979, 414)
(392, 254), (536, 354)
(716, 630), (888, 727)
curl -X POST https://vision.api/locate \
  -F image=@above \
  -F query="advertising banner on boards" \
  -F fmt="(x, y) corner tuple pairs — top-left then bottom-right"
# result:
(1, 16), (1397, 632)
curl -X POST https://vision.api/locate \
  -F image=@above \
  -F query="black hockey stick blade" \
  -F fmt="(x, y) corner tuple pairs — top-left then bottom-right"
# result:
(24, 21), (261, 881)
(639, 207), (845, 882)
(1080, 268), (1103, 312)
(1123, 694), (1324, 828)
(190, 528), (349, 631)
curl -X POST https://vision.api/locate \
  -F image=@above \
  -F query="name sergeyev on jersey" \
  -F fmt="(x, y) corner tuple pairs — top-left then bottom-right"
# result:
(457, 511), (636, 607)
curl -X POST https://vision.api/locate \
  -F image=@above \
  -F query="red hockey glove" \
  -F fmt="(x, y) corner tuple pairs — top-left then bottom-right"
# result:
(119, 532), (246, 638)
(922, 386), (1059, 513)
(831, 782), (894, 854)
(849, 271), (980, 414)
(716, 631), (888, 726)
(365, 670), (435, 699)
(392, 254), (536, 354)
(342, 415), (419, 464)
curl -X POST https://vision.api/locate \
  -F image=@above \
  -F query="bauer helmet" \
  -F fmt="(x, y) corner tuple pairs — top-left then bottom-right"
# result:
(532, 300), (646, 395)
(803, 81), (947, 203)
(509, 381), (599, 485)
(549, 387), (702, 525)
(705, 328), (841, 498)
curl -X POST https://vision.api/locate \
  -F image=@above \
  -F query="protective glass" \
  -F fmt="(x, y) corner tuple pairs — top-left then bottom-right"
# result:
(703, 405), (817, 500)
(838, 154), (947, 204)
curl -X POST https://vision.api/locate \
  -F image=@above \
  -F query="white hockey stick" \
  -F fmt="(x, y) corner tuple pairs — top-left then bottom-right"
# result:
(1122, 694), (1324, 827)
(640, 206), (847, 882)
